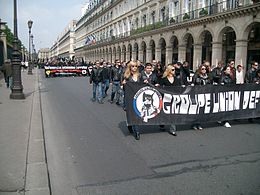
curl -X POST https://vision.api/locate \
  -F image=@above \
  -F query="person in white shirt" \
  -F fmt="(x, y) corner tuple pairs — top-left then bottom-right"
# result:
(236, 64), (244, 84)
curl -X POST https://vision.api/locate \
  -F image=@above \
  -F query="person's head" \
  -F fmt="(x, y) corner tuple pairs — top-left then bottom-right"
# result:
(124, 61), (139, 79)
(152, 60), (157, 65)
(237, 64), (243, 72)
(163, 64), (175, 78)
(115, 59), (121, 66)
(204, 61), (211, 68)
(174, 62), (182, 69)
(217, 60), (224, 68)
(228, 59), (235, 68)
(199, 64), (207, 75)
(251, 61), (258, 70)
(95, 61), (100, 67)
(144, 63), (153, 74)
(223, 66), (231, 75)
(183, 61), (189, 68)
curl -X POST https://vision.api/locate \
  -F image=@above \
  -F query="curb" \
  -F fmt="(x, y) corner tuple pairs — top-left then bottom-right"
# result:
(24, 70), (51, 195)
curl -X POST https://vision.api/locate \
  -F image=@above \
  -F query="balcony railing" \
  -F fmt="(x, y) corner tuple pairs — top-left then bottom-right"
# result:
(85, 0), (257, 47)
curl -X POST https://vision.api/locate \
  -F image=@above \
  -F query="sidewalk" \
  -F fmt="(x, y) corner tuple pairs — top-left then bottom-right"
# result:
(0, 69), (50, 195)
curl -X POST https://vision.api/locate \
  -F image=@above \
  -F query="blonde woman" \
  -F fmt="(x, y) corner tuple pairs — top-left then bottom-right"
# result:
(122, 61), (143, 140)
(159, 64), (181, 136)
(160, 64), (181, 87)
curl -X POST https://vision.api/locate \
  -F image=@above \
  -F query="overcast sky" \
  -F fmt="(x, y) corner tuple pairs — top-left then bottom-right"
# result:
(0, 0), (87, 51)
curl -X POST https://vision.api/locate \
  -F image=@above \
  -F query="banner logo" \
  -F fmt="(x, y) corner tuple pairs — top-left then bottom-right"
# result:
(133, 86), (162, 122)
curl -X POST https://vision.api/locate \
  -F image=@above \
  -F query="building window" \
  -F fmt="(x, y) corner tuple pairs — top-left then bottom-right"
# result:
(161, 6), (166, 21)
(142, 14), (147, 27)
(151, 11), (155, 24)
(135, 18), (139, 29)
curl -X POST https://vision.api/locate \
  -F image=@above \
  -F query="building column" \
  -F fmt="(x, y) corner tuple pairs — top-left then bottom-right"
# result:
(126, 50), (130, 62)
(138, 50), (144, 63)
(193, 43), (202, 70)
(235, 39), (248, 68)
(211, 42), (222, 67)
(133, 49), (138, 61)
(146, 47), (152, 63)
(121, 51), (125, 62)
(112, 51), (115, 63)
(155, 47), (161, 62)
(178, 45), (186, 63)
(0, 33), (7, 61)
(166, 46), (173, 65)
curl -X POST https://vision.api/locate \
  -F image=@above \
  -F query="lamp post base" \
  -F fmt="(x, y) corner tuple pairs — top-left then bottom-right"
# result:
(10, 85), (25, 99)
(10, 91), (25, 99)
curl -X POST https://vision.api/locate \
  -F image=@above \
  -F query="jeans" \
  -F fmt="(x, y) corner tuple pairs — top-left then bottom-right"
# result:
(110, 81), (121, 102)
(102, 79), (110, 97)
(92, 82), (103, 101)
(6, 76), (13, 88)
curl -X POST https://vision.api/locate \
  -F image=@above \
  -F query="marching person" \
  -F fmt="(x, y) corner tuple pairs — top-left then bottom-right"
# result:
(89, 61), (104, 104)
(141, 63), (159, 86)
(236, 64), (244, 84)
(245, 61), (258, 84)
(220, 65), (236, 128)
(159, 64), (181, 136)
(191, 64), (212, 130)
(212, 60), (224, 84)
(153, 62), (164, 81)
(102, 61), (110, 98)
(122, 61), (143, 140)
(110, 60), (123, 105)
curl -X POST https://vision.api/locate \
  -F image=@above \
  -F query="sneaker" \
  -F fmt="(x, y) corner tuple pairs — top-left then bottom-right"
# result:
(192, 125), (198, 130)
(169, 130), (177, 136)
(91, 98), (96, 102)
(110, 100), (113, 104)
(197, 125), (203, 130)
(217, 121), (222, 124)
(224, 122), (231, 128)
(115, 101), (120, 105)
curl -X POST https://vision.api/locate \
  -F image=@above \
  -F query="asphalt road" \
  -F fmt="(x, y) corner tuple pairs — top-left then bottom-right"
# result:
(39, 71), (260, 195)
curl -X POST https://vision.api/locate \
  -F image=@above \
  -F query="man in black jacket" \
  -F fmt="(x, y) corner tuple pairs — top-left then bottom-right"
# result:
(211, 60), (224, 84)
(141, 63), (159, 86)
(245, 61), (258, 83)
(110, 60), (123, 104)
(90, 61), (104, 103)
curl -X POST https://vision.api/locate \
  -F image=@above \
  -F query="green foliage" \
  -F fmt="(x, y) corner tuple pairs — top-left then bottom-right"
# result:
(0, 24), (23, 48)
(130, 21), (166, 35)
(183, 13), (190, 20)
(199, 8), (208, 16)
(169, 17), (175, 24)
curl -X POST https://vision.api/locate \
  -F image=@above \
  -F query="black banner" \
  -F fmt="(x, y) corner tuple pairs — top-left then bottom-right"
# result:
(125, 83), (260, 125)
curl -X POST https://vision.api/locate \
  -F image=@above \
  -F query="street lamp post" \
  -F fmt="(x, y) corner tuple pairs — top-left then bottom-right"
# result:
(10, 0), (25, 99)
(27, 20), (33, 75)
(31, 34), (34, 66)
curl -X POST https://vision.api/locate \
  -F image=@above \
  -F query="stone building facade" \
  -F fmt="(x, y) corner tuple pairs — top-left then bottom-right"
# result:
(38, 48), (50, 62)
(49, 20), (77, 60)
(52, 0), (260, 70)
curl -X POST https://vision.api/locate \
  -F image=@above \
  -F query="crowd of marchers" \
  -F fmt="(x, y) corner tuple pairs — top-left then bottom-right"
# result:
(88, 58), (260, 140)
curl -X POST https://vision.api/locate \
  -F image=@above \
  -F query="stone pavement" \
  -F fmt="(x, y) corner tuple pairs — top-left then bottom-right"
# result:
(0, 69), (50, 195)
